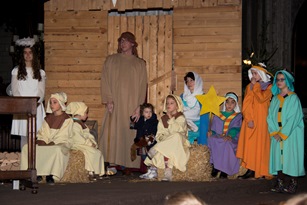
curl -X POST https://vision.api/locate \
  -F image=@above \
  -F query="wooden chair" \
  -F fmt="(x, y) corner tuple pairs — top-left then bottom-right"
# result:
(0, 96), (39, 193)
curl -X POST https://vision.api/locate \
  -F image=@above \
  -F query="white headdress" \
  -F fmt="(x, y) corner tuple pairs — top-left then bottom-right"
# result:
(248, 64), (273, 83)
(222, 93), (240, 113)
(15, 37), (35, 47)
(183, 72), (203, 107)
(46, 92), (68, 113)
(66, 102), (88, 116)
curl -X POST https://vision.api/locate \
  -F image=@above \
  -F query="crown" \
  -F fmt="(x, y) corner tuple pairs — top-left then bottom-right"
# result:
(15, 37), (35, 47)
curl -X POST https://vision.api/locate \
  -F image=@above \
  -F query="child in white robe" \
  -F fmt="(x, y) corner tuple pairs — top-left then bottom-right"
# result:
(66, 102), (105, 179)
(144, 94), (190, 181)
(20, 92), (73, 184)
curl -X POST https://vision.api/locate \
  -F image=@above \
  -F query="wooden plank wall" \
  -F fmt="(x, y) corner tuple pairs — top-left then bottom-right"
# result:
(44, 0), (240, 11)
(44, 0), (242, 135)
(173, 5), (242, 103)
(107, 13), (173, 117)
(44, 10), (108, 127)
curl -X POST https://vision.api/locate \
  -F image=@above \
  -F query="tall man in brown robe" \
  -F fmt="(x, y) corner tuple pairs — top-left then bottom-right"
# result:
(99, 32), (147, 171)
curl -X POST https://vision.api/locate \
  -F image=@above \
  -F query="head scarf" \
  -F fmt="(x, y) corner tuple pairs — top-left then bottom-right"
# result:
(46, 92), (67, 113)
(222, 92), (240, 113)
(163, 94), (184, 113)
(248, 65), (273, 83)
(271, 70), (295, 96)
(66, 102), (88, 116)
(183, 72), (203, 107)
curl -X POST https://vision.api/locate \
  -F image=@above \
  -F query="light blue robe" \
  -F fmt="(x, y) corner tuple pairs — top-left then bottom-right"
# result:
(181, 95), (209, 145)
(267, 93), (305, 177)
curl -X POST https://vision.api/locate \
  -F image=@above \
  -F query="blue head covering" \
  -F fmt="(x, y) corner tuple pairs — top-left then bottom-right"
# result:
(271, 70), (295, 95)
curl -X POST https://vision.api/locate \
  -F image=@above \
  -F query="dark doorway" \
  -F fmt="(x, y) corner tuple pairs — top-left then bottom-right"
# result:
(293, 0), (307, 108)
(293, 0), (307, 170)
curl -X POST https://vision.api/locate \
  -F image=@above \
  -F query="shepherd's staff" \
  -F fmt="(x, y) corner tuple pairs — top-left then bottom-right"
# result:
(106, 102), (113, 161)
(106, 112), (112, 161)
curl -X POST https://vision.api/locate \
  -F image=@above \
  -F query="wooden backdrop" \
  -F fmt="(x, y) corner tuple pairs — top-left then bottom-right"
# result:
(44, 0), (242, 136)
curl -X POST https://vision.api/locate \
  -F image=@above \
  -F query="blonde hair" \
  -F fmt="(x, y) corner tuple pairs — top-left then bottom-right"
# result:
(164, 192), (207, 205)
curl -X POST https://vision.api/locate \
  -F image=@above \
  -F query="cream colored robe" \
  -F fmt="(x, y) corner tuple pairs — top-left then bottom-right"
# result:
(99, 53), (147, 168)
(71, 121), (105, 176)
(20, 113), (73, 181)
(144, 114), (190, 172)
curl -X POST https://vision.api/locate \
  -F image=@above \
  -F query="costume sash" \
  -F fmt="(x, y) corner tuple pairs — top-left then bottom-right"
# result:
(219, 112), (238, 135)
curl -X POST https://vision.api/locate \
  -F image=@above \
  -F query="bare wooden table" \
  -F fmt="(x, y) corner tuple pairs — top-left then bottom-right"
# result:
(0, 96), (39, 194)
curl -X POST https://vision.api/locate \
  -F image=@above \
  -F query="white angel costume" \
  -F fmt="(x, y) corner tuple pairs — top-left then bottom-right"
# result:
(11, 67), (46, 148)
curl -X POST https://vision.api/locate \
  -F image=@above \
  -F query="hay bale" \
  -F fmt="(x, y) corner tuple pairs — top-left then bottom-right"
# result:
(228, 166), (248, 179)
(0, 152), (20, 171)
(158, 144), (213, 181)
(61, 150), (89, 183)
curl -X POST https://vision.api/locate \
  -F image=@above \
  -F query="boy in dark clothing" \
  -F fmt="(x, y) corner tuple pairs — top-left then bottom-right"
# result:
(130, 103), (158, 161)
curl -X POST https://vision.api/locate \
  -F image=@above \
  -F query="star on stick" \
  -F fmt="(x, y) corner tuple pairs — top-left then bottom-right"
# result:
(195, 85), (226, 116)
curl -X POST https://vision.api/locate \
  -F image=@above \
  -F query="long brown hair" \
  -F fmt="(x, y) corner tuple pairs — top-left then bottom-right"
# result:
(17, 47), (42, 81)
(117, 32), (139, 57)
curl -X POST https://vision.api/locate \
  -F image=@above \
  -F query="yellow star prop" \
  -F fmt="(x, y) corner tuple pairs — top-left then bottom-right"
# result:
(195, 85), (226, 116)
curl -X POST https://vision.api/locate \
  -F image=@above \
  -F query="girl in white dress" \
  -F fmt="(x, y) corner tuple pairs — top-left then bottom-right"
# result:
(11, 38), (46, 149)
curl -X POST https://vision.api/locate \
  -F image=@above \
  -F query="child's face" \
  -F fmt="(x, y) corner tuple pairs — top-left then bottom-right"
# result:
(143, 107), (153, 120)
(23, 47), (33, 63)
(251, 70), (261, 82)
(49, 98), (62, 113)
(185, 77), (195, 92)
(225, 98), (236, 112)
(166, 97), (178, 114)
(276, 73), (287, 90)
(80, 109), (89, 121)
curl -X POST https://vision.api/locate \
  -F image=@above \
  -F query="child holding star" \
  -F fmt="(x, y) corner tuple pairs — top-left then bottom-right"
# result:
(207, 92), (242, 179)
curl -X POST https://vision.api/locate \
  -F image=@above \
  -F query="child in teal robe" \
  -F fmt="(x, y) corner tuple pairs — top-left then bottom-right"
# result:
(267, 70), (305, 194)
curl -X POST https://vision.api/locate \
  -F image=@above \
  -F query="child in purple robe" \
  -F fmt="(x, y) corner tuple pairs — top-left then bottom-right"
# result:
(207, 92), (242, 178)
